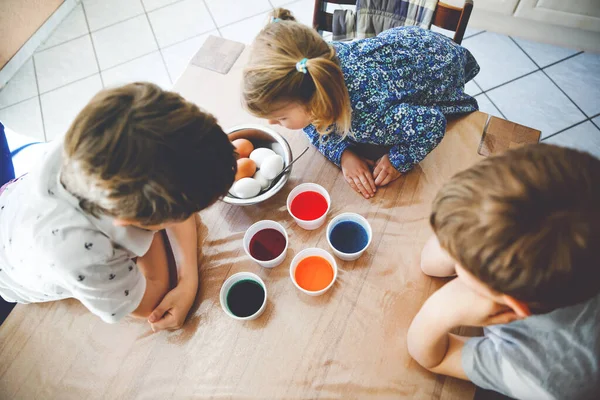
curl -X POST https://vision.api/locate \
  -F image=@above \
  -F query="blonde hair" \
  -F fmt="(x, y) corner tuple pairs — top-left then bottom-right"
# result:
(62, 82), (237, 225)
(430, 144), (600, 309)
(242, 8), (352, 135)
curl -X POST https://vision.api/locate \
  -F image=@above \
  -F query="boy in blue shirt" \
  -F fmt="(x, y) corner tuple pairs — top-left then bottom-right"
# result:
(409, 144), (600, 399)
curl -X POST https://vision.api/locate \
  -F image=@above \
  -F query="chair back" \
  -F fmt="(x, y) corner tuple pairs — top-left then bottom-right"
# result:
(312, 0), (473, 44)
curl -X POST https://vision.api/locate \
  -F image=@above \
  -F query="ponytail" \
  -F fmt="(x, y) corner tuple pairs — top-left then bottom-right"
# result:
(304, 51), (352, 134)
(243, 8), (352, 135)
(271, 7), (296, 22)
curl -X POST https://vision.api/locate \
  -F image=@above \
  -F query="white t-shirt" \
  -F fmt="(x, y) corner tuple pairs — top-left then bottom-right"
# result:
(0, 141), (154, 323)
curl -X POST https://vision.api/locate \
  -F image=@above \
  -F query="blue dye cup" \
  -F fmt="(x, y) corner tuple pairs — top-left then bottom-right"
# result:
(326, 213), (372, 261)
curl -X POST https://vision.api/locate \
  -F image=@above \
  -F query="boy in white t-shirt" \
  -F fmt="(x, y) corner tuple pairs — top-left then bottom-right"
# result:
(0, 83), (237, 331)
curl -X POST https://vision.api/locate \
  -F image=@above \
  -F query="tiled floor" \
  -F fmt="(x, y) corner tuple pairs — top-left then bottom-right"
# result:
(0, 0), (599, 157)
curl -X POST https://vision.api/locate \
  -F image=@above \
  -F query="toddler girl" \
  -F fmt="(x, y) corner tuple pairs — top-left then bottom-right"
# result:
(243, 8), (479, 198)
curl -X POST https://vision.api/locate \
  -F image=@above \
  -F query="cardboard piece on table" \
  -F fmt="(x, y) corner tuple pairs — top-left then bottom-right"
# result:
(190, 35), (245, 74)
(478, 116), (541, 157)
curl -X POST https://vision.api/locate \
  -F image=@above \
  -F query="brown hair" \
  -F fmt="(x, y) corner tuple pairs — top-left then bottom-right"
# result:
(242, 8), (352, 135)
(61, 82), (236, 225)
(430, 144), (600, 309)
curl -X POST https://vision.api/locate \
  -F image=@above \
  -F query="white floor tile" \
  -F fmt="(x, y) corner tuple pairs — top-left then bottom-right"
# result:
(0, 60), (38, 109)
(462, 32), (537, 91)
(205, 0), (272, 27)
(220, 12), (271, 45)
(148, 0), (215, 48)
(38, 4), (89, 51)
(512, 37), (579, 68)
(465, 80), (481, 97)
(475, 94), (503, 119)
(40, 75), (103, 141)
(544, 121), (600, 159)
(283, 0), (315, 27)
(270, 0), (300, 6)
(82, 0), (145, 31)
(162, 33), (214, 82)
(486, 71), (586, 138)
(92, 15), (158, 70)
(4, 125), (42, 150)
(464, 27), (484, 38)
(102, 52), (171, 89)
(545, 53), (600, 117)
(34, 35), (99, 93)
(142, 0), (179, 12)
(0, 98), (45, 141)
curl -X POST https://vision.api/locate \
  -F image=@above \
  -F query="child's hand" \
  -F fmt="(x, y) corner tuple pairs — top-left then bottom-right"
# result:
(433, 278), (519, 328)
(341, 150), (377, 198)
(373, 154), (401, 186)
(148, 279), (197, 332)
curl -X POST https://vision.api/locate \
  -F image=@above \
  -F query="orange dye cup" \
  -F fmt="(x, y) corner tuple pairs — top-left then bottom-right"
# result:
(290, 248), (338, 296)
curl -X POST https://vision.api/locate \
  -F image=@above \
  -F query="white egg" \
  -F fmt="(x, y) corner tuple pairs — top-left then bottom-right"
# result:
(253, 170), (271, 190)
(249, 148), (276, 168)
(260, 154), (284, 180)
(232, 178), (261, 199)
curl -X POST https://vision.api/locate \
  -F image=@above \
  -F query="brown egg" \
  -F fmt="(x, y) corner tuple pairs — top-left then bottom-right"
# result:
(235, 158), (257, 181)
(232, 138), (254, 158)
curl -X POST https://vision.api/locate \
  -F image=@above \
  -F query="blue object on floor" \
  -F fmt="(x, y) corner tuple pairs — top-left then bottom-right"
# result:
(11, 142), (41, 158)
(1, 121), (15, 184)
(0, 121), (17, 325)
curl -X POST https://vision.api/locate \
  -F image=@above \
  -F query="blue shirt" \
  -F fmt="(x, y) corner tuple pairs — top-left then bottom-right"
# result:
(303, 27), (480, 173)
(463, 293), (600, 399)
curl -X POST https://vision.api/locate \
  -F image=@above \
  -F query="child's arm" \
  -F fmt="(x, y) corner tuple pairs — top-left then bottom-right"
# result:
(407, 280), (469, 380)
(384, 104), (446, 174)
(407, 278), (518, 379)
(131, 232), (171, 318)
(147, 215), (199, 332)
(420, 234), (456, 277)
(303, 125), (352, 168)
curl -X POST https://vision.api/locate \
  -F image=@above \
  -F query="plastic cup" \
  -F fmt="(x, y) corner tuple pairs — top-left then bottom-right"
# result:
(286, 183), (331, 230)
(289, 248), (338, 296)
(243, 220), (288, 268)
(220, 272), (267, 321)
(326, 212), (372, 261)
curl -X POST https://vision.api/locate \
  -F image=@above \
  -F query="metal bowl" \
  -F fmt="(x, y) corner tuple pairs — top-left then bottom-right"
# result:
(223, 124), (293, 206)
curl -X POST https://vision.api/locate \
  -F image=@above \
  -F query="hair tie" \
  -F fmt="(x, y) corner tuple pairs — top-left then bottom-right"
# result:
(296, 58), (308, 74)
(270, 17), (281, 23)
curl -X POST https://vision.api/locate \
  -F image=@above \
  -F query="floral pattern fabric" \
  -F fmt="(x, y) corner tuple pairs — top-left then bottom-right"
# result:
(303, 26), (480, 173)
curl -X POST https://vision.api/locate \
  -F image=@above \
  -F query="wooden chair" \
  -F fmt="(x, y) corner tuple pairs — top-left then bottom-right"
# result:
(312, 0), (474, 44)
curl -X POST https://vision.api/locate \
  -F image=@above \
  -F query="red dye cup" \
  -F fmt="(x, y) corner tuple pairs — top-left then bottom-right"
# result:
(243, 220), (289, 268)
(286, 183), (331, 230)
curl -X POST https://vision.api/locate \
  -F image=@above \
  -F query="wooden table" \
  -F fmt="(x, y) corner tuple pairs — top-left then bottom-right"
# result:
(0, 40), (540, 399)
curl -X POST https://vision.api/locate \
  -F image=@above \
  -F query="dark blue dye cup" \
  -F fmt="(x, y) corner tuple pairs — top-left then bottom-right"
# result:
(326, 213), (372, 261)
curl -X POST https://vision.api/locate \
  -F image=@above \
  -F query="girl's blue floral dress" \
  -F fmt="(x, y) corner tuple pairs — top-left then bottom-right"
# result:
(303, 26), (480, 173)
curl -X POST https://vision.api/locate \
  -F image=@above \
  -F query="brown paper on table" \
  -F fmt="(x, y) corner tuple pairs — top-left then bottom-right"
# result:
(191, 35), (245, 74)
(0, 44), (539, 399)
